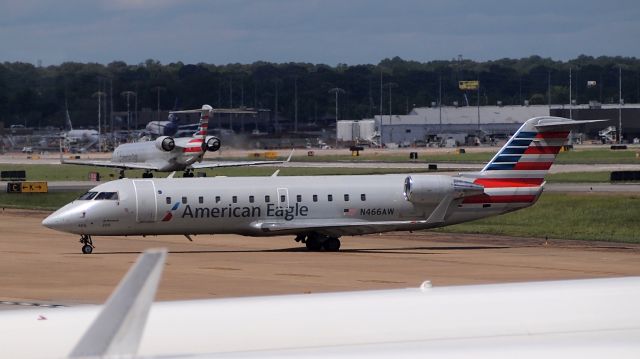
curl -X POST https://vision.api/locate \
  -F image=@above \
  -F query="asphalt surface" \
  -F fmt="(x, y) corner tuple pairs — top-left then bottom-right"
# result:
(1, 209), (639, 307)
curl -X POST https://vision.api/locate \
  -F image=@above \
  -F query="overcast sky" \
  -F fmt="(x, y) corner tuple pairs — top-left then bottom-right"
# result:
(1, 0), (638, 66)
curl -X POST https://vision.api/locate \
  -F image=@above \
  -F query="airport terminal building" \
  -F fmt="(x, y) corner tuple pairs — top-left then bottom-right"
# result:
(339, 104), (640, 146)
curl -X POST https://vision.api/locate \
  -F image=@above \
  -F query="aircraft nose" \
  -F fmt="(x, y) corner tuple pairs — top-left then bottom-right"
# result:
(42, 204), (85, 233)
(42, 212), (64, 230)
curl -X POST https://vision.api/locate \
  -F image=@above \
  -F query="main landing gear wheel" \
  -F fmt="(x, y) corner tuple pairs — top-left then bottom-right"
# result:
(302, 233), (341, 252)
(79, 235), (94, 254)
(322, 237), (341, 252)
(142, 171), (154, 178)
(183, 170), (194, 178)
(305, 236), (323, 251)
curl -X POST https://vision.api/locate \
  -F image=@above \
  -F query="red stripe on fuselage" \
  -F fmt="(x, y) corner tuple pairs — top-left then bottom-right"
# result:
(462, 194), (537, 204)
(524, 146), (561, 155)
(473, 178), (544, 188)
(513, 162), (553, 170)
(535, 131), (569, 139)
(183, 147), (202, 153)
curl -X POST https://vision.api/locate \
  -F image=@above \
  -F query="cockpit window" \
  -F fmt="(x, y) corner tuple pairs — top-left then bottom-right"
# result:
(78, 191), (97, 200)
(95, 192), (119, 200)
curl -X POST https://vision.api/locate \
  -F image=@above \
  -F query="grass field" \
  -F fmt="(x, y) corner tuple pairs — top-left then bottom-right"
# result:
(0, 163), (620, 183)
(0, 191), (83, 210)
(289, 148), (640, 164)
(0, 164), (450, 181)
(435, 193), (640, 244)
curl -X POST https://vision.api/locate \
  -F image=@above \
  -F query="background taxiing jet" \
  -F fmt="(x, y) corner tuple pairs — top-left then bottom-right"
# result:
(62, 105), (288, 178)
(62, 107), (99, 152)
(3, 249), (640, 358)
(44, 116), (601, 254)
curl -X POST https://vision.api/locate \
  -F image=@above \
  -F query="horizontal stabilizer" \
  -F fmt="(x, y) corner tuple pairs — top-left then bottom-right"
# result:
(534, 119), (605, 129)
(69, 248), (167, 358)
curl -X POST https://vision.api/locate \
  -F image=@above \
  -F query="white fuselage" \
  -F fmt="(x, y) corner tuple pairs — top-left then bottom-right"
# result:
(112, 140), (202, 172)
(43, 174), (537, 237)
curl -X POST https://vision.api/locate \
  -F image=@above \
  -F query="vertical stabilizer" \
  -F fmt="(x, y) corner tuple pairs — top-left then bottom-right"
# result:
(68, 248), (167, 358)
(460, 117), (602, 207)
(66, 109), (73, 131)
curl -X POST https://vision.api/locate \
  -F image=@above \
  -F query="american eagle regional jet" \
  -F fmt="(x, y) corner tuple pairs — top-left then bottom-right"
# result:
(44, 116), (599, 254)
(63, 105), (287, 178)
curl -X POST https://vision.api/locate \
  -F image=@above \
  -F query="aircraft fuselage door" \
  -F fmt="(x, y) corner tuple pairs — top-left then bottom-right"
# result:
(133, 180), (158, 223)
(277, 187), (289, 208)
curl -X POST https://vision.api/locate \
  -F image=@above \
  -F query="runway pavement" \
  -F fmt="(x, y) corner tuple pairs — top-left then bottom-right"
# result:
(1, 209), (639, 307)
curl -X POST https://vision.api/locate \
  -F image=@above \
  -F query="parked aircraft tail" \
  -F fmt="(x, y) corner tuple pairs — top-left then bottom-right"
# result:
(65, 108), (73, 131)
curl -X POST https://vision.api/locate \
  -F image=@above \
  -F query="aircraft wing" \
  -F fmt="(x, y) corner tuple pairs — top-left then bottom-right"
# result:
(69, 248), (167, 358)
(62, 159), (161, 171)
(251, 218), (428, 236)
(191, 149), (294, 169)
(190, 159), (286, 169)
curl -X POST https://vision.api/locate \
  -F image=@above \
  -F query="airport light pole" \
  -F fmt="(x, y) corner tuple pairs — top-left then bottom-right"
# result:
(619, 66), (623, 144)
(151, 86), (165, 122)
(329, 87), (345, 148)
(92, 91), (106, 152)
(121, 91), (136, 136)
(385, 82), (398, 143)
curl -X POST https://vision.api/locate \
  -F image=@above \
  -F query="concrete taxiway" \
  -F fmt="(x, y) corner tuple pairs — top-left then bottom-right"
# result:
(1, 209), (639, 307)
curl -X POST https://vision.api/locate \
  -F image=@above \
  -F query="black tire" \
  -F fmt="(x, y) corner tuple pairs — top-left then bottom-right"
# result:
(82, 245), (93, 254)
(323, 237), (341, 252)
(305, 237), (322, 251)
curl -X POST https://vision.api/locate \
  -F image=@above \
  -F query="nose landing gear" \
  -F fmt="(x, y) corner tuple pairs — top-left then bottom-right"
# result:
(79, 235), (94, 254)
(182, 169), (194, 177)
(295, 232), (341, 252)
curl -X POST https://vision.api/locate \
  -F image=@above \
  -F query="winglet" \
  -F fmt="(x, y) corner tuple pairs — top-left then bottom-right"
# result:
(285, 149), (294, 162)
(69, 248), (168, 358)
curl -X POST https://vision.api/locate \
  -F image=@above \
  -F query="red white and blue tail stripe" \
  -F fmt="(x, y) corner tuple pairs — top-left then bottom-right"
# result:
(460, 116), (594, 206)
(183, 105), (212, 153)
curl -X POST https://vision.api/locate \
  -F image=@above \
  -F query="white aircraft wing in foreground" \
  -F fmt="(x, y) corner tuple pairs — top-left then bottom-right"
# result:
(2, 250), (640, 358)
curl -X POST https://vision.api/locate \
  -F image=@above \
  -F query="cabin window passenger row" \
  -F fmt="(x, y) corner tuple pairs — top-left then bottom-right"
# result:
(249, 195), (255, 203)
(328, 194), (333, 202)
(296, 195), (302, 203)
(361, 194), (366, 201)
(232, 196), (238, 203)
(215, 196), (221, 203)
(198, 196), (203, 204)
(265, 195), (271, 203)
(182, 197), (187, 204)
(165, 197), (171, 204)
(313, 195), (318, 202)
(344, 194), (349, 201)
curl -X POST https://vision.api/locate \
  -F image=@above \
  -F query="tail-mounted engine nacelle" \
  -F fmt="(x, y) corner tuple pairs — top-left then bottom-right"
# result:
(155, 136), (175, 152)
(403, 175), (484, 204)
(203, 136), (221, 152)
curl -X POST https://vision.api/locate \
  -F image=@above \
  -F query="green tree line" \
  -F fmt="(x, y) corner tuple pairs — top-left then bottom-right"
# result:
(1, 55), (639, 129)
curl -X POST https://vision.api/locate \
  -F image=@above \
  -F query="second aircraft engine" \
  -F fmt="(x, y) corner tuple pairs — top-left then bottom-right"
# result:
(155, 136), (175, 152)
(203, 136), (221, 152)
